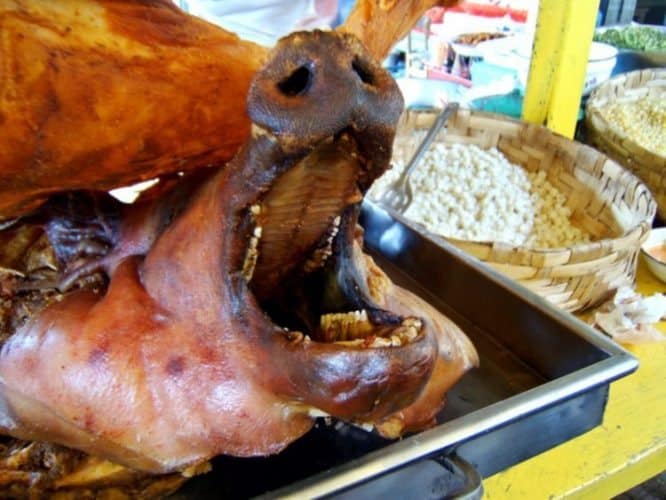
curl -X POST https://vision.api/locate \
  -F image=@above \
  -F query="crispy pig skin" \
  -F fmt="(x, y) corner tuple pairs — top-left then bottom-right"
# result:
(0, 2), (473, 492)
(0, 30), (439, 475)
(0, 0), (265, 217)
(0, 0), (459, 219)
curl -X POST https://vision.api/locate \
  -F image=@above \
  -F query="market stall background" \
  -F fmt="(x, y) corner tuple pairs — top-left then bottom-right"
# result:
(0, 0), (662, 497)
(375, 1), (665, 498)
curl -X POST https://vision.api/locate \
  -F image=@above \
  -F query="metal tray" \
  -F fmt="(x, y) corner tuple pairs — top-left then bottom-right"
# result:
(175, 201), (638, 499)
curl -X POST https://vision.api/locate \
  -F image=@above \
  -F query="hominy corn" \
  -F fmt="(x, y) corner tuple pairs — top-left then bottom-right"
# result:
(369, 143), (591, 248)
(597, 96), (666, 156)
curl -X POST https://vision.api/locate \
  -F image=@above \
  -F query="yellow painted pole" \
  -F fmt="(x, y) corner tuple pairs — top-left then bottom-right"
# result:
(521, 1), (567, 126)
(521, 0), (601, 138)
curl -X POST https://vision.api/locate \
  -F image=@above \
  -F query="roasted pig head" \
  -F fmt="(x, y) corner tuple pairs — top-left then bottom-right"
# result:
(0, 30), (477, 475)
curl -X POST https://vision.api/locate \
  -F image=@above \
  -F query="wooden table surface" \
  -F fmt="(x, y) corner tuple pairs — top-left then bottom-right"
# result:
(483, 260), (666, 499)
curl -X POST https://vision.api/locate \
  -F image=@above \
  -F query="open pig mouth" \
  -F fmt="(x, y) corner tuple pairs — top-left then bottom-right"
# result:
(241, 32), (422, 357)
(244, 135), (424, 351)
(0, 30), (477, 475)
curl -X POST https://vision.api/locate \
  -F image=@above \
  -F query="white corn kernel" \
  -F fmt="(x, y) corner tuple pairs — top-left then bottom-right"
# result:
(369, 142), (591, 248)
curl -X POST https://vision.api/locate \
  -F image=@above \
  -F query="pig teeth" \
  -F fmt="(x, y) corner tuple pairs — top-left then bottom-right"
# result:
(302, 247), (333, 273)
(340, 318), (422, 348)
(242, 204), (264, 282)
(0, 218), (18, 231)
(241, 225), (262, 282)
(389, 318), (422, 345)
(250, 124), (275, 142)
(327, 216), (341, 244)
(0, 267), (25, 278)
(284, 330), (305, 344)
(307, 408), (330, 418)
(320, 310), (372, 342)
(303, 216), (342, 273)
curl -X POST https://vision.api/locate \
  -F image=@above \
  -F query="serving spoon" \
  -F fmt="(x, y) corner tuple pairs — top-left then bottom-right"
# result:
(378, 102), (459, 213)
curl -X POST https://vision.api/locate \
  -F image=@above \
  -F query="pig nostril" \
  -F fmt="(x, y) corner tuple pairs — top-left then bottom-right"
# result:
(351, 56), (375, 86)
(277, 65), (314, 96)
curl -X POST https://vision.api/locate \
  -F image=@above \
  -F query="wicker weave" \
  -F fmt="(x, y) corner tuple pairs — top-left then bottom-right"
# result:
(585, 68), (666, 219)
(391, 108), (656, 312)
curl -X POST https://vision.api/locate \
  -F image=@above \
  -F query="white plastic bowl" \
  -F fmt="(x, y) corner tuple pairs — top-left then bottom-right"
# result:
(516, 41), (617, 95)
(396, 78), (460, 109)
(640, 227), (666, 283)
(483, 37), (618, 96)
(581, 42), (619, 94)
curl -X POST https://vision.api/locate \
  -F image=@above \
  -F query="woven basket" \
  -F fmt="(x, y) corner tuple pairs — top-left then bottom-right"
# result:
(585, 68), (666, 219)
(385, 108), (656, 312)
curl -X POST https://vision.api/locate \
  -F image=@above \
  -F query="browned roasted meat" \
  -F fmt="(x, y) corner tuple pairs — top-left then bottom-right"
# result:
(0, 0), (265, 218)
(0, 437), (197, 499)
(0, 2), (474, 496)
(0, 30), (477, 477)
(0, 0), (458, 220)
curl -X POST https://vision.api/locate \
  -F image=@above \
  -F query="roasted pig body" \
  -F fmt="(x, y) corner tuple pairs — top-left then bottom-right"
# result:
(0, 0), (474, 495)
(0, 29), (476, 475)
(0, 0), (458, 219)
(0, 0), (264, 217)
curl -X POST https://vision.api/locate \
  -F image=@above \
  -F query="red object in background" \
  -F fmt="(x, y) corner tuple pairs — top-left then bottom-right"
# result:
(426, 2), (527, 24)
(507, 9), (528, 23)
(426, 66), (473, 87)
(426, 7), (446, 23)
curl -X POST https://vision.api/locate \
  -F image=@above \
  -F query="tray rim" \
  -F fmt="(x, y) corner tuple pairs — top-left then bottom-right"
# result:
(361, 200), (635, 358)
(260, 201), (638, 499)
(266, 357), (635, 499)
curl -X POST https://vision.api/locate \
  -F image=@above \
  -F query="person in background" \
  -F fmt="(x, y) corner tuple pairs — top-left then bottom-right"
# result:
(176, 0), (345, 46)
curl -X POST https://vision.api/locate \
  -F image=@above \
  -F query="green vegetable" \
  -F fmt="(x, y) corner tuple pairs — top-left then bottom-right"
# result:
(594, 26), (666, 52)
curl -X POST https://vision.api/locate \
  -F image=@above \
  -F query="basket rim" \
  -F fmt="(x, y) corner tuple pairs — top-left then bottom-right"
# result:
(585, 68), (666, 163)
(393, 107), (657, 258)
(385, 204), (651, 267)
(442, 220), (652, 258)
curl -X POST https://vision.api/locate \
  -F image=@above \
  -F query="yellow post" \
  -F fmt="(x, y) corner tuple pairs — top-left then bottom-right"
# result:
(521, 1), (567, 126)
(521, 0), (601, 138)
